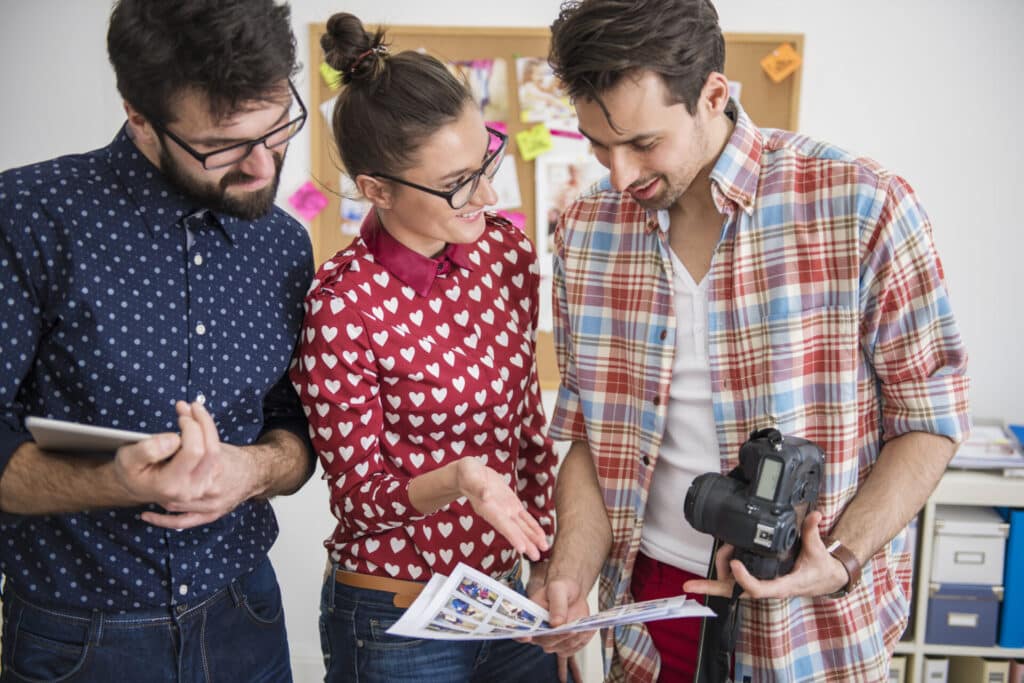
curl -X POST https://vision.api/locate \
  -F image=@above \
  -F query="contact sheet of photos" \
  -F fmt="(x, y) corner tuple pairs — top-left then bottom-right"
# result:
(387, 563), (715, 640)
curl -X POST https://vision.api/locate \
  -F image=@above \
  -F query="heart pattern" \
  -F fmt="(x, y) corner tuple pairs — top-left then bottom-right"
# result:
(291, 216), (556, 582)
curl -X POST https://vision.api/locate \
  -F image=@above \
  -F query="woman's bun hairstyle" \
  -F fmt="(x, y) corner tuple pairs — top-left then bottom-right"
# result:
(320, 12), (473, 180)
(321, 13), (389, 87)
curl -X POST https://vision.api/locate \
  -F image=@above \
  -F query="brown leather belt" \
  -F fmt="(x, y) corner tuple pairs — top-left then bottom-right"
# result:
(334, 561), (523, 609)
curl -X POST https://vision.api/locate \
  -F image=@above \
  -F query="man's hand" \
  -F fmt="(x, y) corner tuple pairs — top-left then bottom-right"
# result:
(113, 401), (266, 529)
(682, 511), (849, 600)
(522, 570), (593, 682)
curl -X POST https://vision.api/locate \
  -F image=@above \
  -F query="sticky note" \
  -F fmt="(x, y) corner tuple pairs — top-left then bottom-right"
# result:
(319, 62), (343, 90)
(496, 210), (526, 231)
(288, 181), (329, 221)
(515, 123), (553, 162)
(759, 43), (802, 84)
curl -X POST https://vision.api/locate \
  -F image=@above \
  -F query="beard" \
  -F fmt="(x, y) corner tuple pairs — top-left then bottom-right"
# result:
(159, 145), (285, 220)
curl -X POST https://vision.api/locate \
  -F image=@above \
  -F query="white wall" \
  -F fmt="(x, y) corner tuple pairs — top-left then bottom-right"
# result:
(3, 2), (1022, 681)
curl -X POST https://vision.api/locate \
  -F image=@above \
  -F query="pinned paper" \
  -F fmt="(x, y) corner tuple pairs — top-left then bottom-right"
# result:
(759, 43), (802, 84)
(515, 124), (553, 162)
(287, 181), (329, 221)
(319, 62), (343, 90)
(496, 210), (526, 231)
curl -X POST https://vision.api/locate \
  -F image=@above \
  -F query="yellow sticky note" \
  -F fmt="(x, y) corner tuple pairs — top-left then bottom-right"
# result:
(759, 43), (802, 84)
(515, 124), (553, 162)
(319, 62), (343, 90)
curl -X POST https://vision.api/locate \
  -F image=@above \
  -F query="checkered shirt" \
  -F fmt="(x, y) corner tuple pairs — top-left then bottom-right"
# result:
(548, 103), (970, 682)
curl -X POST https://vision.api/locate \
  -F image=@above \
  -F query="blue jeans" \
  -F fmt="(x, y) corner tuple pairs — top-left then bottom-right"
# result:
(319, 567), (569, 682)
(1, 557), (291, 682)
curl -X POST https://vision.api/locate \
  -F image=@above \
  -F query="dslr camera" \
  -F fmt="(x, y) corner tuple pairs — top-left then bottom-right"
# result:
(683, 428), (825, 580)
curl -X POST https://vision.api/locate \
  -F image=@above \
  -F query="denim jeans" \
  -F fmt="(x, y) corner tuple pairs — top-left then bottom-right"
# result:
(319, 566), (570, 682)
(1, 557), (291, 682)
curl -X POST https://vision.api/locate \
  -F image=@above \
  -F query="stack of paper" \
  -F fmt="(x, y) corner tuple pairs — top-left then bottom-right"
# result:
(387, 562), (714, 640)
(948, 423), (1024, 471)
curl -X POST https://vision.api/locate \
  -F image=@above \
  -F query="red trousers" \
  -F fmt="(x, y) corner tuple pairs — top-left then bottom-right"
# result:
(630, 552), (707, 683)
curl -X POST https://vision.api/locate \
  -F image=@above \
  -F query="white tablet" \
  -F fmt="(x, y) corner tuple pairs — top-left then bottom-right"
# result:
(26, 416), (151, 454)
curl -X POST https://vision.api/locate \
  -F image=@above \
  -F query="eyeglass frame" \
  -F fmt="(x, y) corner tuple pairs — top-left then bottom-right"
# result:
(150, 80), (308, 170)
(370, 127), (508, 210)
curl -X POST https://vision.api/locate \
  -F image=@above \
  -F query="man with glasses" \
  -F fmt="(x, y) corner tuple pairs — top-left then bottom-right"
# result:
(0, 1), (314, 680)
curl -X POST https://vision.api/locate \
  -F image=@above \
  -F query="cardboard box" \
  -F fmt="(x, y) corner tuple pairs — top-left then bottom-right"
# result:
(948, 656), (1009, 683)
(931, 505), (1009, 585)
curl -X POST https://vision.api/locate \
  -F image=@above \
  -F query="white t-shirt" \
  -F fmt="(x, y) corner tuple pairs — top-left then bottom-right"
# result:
(639, 212), (720, 576)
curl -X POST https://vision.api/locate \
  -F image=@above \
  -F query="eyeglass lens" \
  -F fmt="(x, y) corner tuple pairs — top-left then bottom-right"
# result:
(450, 135), (506, 209)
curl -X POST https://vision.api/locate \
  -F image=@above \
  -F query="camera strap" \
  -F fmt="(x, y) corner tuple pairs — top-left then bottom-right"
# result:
(721, 583), (743, 652)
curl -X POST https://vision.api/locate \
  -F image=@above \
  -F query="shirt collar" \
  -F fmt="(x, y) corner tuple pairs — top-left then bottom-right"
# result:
(707, 99), (763, 217)
(106, 124), (239, 244)
(641, 100), (763, 235)
(360, 209), (475, 297)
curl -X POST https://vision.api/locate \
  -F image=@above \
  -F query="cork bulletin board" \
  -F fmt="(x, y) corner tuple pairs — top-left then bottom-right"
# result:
(307, 25), (803, 390)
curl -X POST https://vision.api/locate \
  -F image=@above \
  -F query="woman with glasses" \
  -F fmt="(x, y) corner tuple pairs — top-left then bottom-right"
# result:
(290, 13), (569, 683)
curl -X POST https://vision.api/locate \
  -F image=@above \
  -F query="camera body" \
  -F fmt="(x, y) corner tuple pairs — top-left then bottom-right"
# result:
(683, 428), (825, 580)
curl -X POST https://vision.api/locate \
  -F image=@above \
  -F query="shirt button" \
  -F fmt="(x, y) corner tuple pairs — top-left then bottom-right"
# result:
(195, 323), (206, 336)
(659, 329), (667, 340)
(196, 393), (206, 406)
(193, 254), (203, 266)
(652, 396), (661, 406)
(179, 584), (188, 596)
(641, 455), (651, 466)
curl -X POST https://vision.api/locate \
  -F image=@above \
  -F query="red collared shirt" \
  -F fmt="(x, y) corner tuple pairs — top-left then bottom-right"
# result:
(291, 211), (556, 581)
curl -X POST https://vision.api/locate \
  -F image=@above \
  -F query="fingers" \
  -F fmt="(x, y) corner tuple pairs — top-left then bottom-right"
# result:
(558, 655), (568, 683)
(187, 401), (221, 481)
(517, 510), (548, 561)
(141, 509), (223, 530)
(568, 654), (583, 683)
(170, 402), (206, 474)
(117, 432), (180, 467)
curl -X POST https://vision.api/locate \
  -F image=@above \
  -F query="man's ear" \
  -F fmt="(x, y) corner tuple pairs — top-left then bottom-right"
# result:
(123, 101), (158, 145)
(355, 174), (393, 210)
(701, 72), (731, 115)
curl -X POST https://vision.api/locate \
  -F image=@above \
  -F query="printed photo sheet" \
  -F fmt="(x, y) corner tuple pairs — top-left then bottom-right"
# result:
(387, 562), (714, 640)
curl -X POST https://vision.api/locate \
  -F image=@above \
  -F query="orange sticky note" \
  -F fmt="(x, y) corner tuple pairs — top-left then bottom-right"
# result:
(759, 43), (802, 84)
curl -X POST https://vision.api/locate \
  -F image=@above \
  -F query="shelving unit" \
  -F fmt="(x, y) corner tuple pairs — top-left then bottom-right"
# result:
(896, 470), (1024, 682)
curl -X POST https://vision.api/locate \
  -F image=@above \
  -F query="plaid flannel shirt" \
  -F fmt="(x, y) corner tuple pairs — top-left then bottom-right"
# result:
(548, 103), (970, 682)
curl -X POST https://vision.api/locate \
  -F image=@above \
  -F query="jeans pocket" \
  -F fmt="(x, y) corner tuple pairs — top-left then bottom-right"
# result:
(5, 617), (90, 682)
(237, 562), (285, 626)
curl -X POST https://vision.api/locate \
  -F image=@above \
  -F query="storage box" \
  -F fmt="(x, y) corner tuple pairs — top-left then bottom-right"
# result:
(931, 505), (1009, 585)
(923, 657), (948, 682)
(948, 656), (1010, 683)
(926, 582), (1003, 646)
(998, 508), (1024, 648)
(888, 655), (906, 683)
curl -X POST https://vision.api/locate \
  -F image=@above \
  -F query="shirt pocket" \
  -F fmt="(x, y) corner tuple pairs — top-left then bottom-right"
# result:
(761, 305), (859, 428)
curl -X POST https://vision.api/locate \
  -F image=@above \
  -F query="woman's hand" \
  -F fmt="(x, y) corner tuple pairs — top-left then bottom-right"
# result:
(455, 457), (549, 561)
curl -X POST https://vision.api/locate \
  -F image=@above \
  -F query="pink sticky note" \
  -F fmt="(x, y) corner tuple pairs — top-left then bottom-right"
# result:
(497, 210), (526, 231)
(288, 181), (329, 221)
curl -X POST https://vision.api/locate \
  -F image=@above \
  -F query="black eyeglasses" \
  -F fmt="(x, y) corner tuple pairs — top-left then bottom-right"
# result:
(372, 127), (508, 210)
(152, 80), (308, 170)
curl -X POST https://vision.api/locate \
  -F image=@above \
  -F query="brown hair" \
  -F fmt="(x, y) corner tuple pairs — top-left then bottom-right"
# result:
(549, 0), (725, 117)
(321, 13), (473, 178)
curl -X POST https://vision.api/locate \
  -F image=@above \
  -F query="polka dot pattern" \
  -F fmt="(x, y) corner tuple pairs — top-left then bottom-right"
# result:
(0, 127), (313, 611)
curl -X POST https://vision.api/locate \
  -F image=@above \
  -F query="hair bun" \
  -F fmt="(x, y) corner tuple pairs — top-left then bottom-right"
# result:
(321, 12), (389, 85)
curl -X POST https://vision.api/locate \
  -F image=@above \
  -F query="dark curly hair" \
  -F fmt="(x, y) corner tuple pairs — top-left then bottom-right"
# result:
(549, 0), (725, 117)
(107, 0), (299, 126)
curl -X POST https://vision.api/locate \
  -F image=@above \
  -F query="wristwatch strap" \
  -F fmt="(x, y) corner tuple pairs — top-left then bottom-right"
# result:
(823, 536), (862, 598)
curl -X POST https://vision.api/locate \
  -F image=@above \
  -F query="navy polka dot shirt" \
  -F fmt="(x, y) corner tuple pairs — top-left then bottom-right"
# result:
(0, 127), (314, 611)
